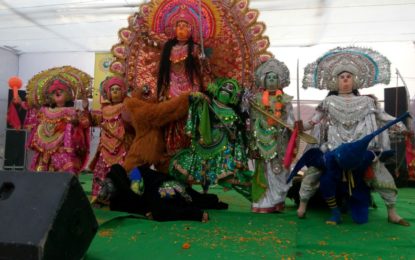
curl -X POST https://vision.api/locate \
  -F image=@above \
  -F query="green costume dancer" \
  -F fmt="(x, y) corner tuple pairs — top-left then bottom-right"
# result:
(249, 58), (295, 213)
(170, 78), (252, 200)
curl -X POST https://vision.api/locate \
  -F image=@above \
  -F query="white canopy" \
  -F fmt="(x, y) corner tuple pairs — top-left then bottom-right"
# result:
(1, 0), (415, 53)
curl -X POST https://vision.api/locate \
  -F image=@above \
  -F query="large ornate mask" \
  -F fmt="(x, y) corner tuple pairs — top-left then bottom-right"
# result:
(303, 46), (391, 91)
(264, 72), (280, 91)
(255, 58), (290, 90)
(174, 20), (192, 41)
(101, 76), (127, 104)
(45, 78), (73, 107)
(164, 5), (198, 41)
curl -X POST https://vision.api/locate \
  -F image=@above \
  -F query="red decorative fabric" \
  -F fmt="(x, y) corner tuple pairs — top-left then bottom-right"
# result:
(7, 102), (21, 129)
(283, 124), (299, 169)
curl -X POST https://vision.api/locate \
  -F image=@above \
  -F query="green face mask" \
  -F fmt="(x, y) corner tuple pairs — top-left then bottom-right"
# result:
(216, 81), (237, 104)
(265, 72), (279, 91)
(217, 91), (231, 104)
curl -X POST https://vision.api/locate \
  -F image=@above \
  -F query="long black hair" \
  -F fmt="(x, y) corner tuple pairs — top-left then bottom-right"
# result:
(156, 37), (202, 99)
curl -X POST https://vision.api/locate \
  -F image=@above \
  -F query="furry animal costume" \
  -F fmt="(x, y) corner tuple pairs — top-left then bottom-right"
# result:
(123, 92), (190, 173)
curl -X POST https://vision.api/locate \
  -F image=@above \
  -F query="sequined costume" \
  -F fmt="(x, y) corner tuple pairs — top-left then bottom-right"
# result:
(30, 106), (90, 174)
(250, 59), (295, 213)
(89, 77), (133, 198)
(298, 46), (409, 225)
(110, 0), (274, 157)
(301, 94), (401, 199)
(110, 0), (272, 91)
(160, 41), (206, 156)
(25, 66), (92, 175)
(170, 79), (252, 200)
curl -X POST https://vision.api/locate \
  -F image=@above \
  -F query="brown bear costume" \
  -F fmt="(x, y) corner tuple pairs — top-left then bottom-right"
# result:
(123, 92), (191, 173)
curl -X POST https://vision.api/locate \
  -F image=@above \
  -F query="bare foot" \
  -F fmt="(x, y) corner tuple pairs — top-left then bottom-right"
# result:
(297, 201), (307, 219)
(297, 209), (306, 219)
(201, 212), (209, 223)
(388, 218), (410, 226)
(387, 207), (410, 226)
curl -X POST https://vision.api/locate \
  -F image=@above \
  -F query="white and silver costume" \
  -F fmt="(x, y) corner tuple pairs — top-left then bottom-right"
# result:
(300, 46), (401, 207)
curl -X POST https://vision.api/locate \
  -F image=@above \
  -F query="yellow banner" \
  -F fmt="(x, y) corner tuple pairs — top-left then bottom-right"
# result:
(92, 52), (115, 110)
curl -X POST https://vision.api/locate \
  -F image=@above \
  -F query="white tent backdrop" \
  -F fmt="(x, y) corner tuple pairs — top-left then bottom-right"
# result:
(1, 0), (415, 52)
(1, 0), (415, 100)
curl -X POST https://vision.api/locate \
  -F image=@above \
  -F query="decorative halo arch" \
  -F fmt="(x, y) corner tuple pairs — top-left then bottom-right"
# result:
(110, 0), (273, 98)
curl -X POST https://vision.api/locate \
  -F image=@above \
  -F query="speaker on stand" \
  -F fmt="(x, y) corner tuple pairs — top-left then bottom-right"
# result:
(4, 89), (28, 171)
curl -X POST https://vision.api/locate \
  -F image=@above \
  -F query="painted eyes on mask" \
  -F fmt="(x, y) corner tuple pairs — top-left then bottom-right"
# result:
(266, 74), (278, 81)
(222, 83), (235, 92)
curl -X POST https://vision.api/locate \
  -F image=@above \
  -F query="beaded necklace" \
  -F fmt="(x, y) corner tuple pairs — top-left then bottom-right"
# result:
(170, 44), (189, 63)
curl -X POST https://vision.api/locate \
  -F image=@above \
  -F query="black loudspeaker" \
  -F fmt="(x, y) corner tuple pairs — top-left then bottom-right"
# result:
(4, 130), (26, 170)
(384, 86), (408, 120)
(0, 172), (98, 260)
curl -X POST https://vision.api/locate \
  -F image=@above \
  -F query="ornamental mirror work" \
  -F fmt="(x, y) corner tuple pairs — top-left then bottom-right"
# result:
(302, 46), (391, 91)
(26, 66), (92, 108)
(110, 0), (273, 99)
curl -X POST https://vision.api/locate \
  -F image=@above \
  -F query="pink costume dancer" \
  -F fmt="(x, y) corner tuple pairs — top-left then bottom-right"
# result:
(29, 77), (90, 175)
(89, 76), (133, 201)
(156, 6), (209, 156)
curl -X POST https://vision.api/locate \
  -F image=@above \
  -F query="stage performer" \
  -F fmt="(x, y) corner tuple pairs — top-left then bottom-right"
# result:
(110, 0), (276, 162)
(249, 58), (295, 213)
(98, 164), (228, 222)
(123, 87), (205, 173)
(156, 5), (212, 156)
(89, 76), (134, 203)
(170, 78), (252, 200)
(28, 75), (90, 175)
(297, 46), (409, 226)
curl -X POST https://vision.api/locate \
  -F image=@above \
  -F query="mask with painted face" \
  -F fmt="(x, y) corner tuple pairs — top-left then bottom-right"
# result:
(255, 58), (290, 90)
(264, 72), (280, 91)
(110, 85), (123, 103)
(175, 20), (192, 42)
(208, 78), (241, 105)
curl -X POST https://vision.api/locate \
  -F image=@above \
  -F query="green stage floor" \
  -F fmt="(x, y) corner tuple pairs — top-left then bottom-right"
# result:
(79, 173), (415, 260)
